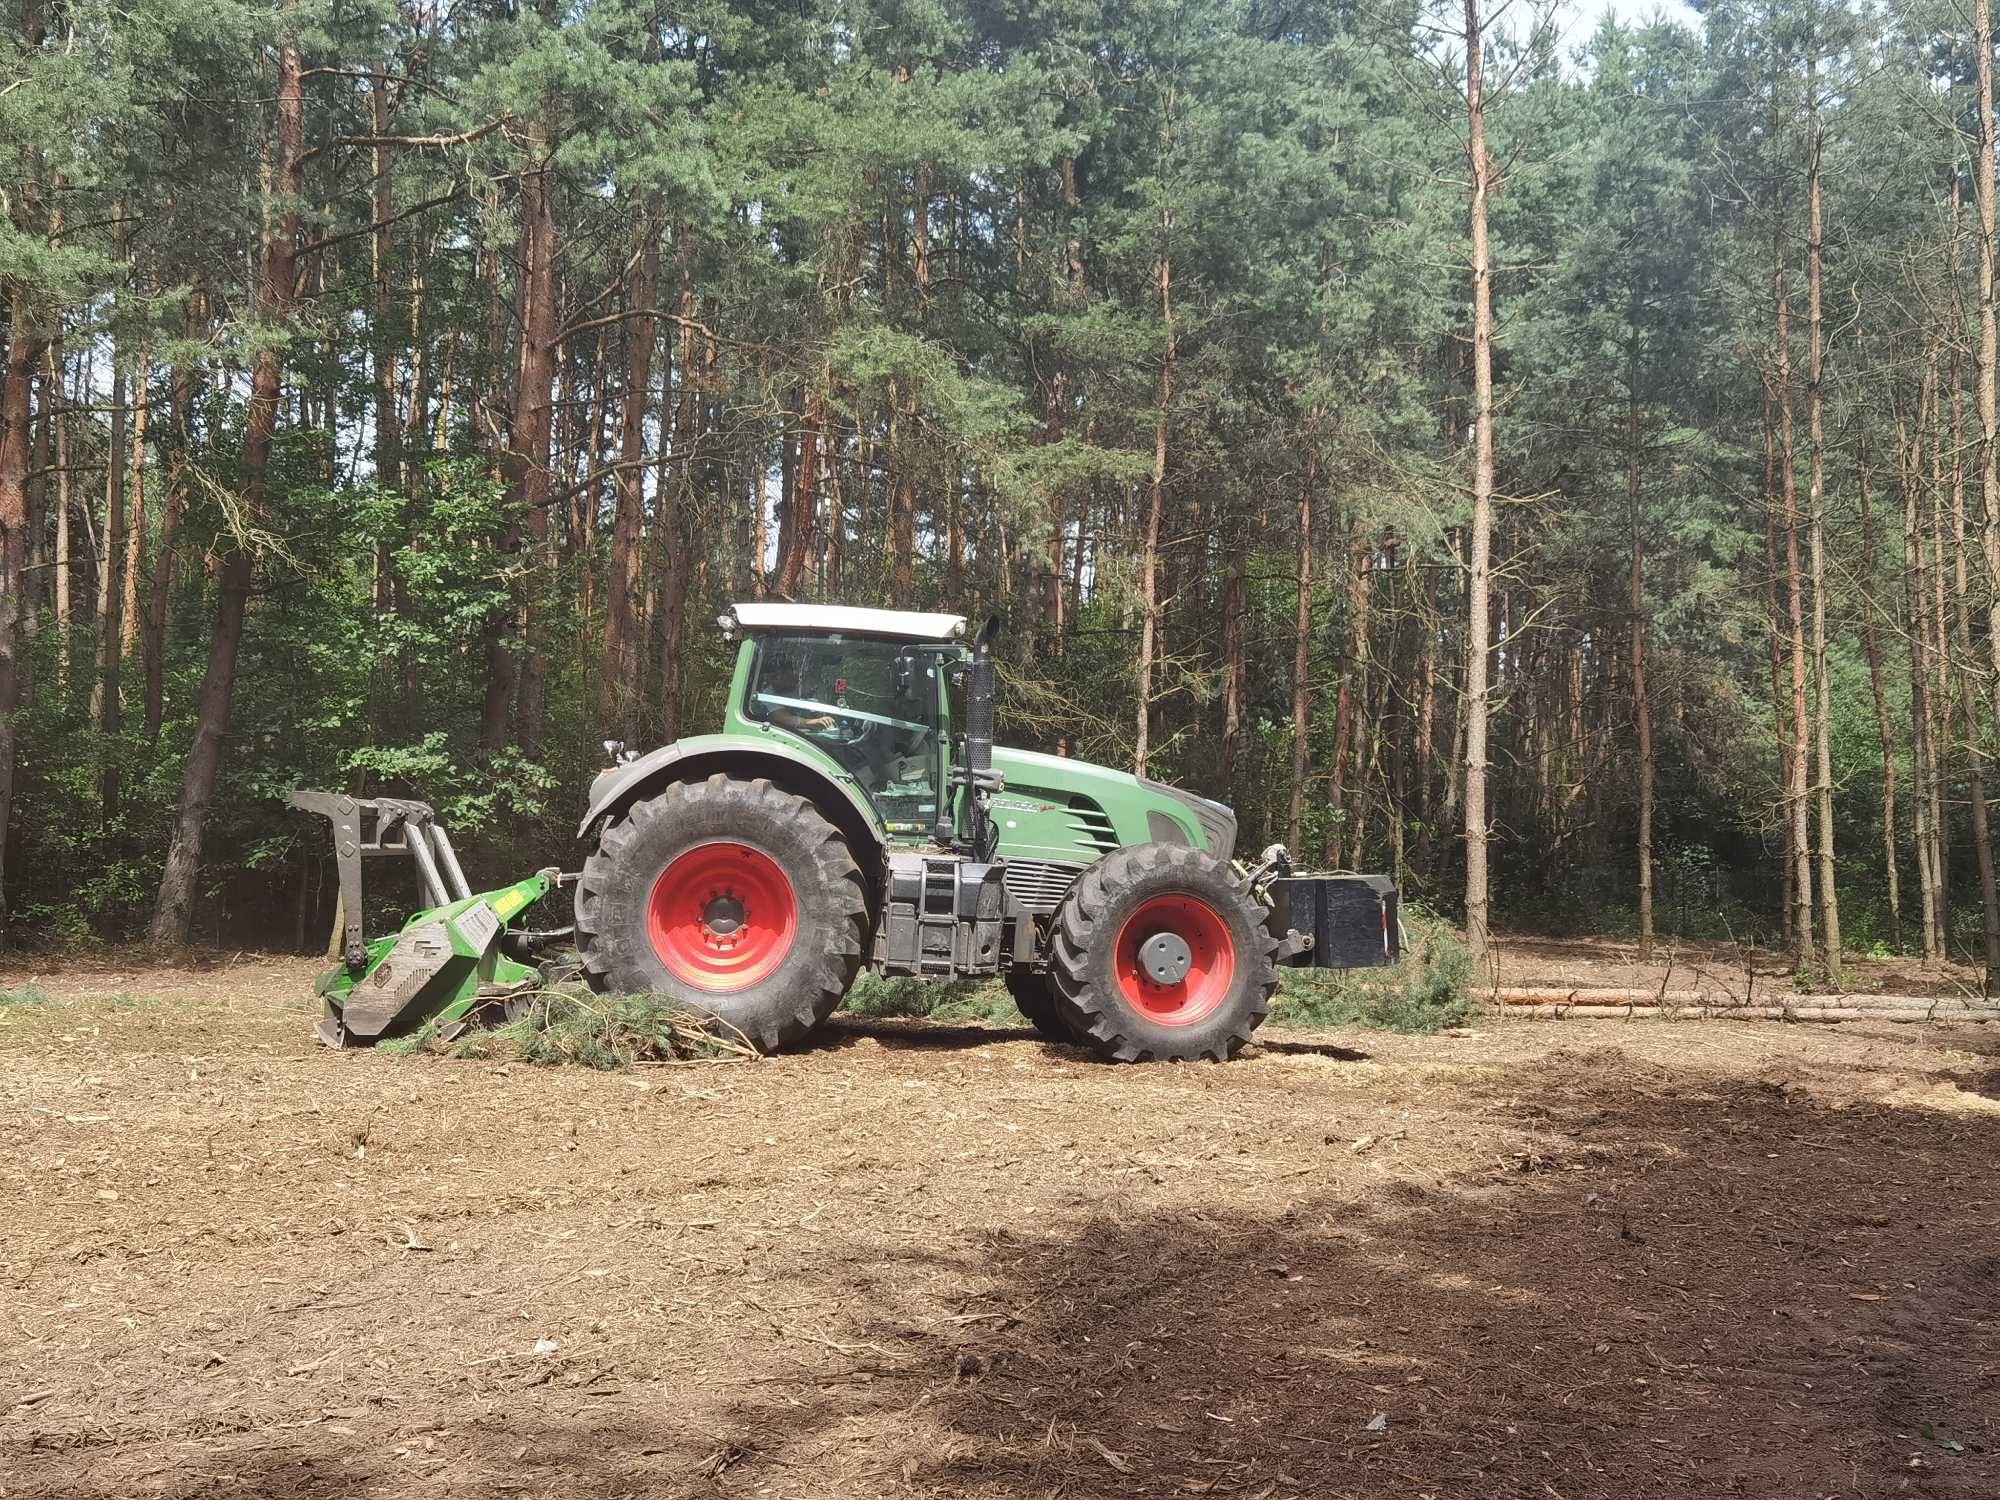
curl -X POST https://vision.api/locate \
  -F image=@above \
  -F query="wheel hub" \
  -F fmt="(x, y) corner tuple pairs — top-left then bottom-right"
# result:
(1137, 930), (1193, 986)
(701, 892), (747, 939)
(1111, 893), (1238, 1027)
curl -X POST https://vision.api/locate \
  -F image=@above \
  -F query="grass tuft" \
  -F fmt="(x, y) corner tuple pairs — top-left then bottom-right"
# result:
(1269, 910), (1474, 1034)
(0, 983), (54, 1008)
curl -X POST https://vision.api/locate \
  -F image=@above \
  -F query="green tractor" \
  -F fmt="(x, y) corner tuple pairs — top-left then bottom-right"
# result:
(296, 604), (1396, 1061)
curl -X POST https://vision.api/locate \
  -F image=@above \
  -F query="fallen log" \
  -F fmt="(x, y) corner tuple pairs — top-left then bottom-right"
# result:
(1496, 1000), (1999, 1024)
(1483, 986), (1991, 1009)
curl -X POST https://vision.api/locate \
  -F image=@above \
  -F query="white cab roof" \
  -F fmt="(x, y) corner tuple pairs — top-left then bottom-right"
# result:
(726, 602), (966, 641)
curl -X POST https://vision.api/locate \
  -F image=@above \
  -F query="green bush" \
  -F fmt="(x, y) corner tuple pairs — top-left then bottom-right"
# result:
(1268, 908), (1474, 1033)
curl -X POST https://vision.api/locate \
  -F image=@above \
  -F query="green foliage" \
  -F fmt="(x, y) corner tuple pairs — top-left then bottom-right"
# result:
(841, 973), (1023, 1026)
(0, 983), (55, 1008)
(1270, 912), (1475, 1034)
(9, 0), (1998, 973)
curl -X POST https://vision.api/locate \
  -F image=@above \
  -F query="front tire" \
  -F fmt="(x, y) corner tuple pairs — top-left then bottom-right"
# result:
(574, 775), (867, 1051)
(1048, 844), (1278, 1062)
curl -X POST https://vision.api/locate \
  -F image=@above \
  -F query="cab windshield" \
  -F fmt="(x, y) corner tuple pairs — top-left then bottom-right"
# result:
(746, 634), (945, 836)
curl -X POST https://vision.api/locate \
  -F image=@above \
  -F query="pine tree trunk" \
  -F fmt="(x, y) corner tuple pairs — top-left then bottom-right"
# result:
(1629, 393), (1654, 958)
(369, 65), (402, 502)
(1950, 395), (2000, 984)
(476, 211), (516, 752)
(145, 297), (200, 739)
(1328, 527), (1369, 869)
(1854, 409), (1900, 947)
(1975, 0), (2000, 990)
(657, 275), (697, 744)
(1463, 0), (1495, 963)
(1774, 190), (1816, 969)
(94, 367), (125, 736)
(1287, 457), (1313, 855)
(508, 123), (559, 752)
(1134, 243), (1171, 779)
(51, 344), (70, 695)
(1219, 536), (1246, 788)
(149, 38), (303, 946)
(1931, 393), (1953, 950)
(0, 289), (47, 910)
(600, 215), (659, 739)
(1762, 402), (1795, 951)
(93, 361), (127, 822)
(1804, 92), (1839, 976)
(1415, 563), (1438, 824)
(1901, 375), (1943, 967)
(120, 349), (148, 660)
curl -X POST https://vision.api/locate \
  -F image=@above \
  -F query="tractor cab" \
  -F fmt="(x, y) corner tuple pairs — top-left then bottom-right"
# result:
(721, 604), (970, 842)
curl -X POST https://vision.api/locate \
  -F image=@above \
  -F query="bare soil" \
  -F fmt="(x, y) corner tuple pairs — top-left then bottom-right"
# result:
(3, 953), (1997, 1499)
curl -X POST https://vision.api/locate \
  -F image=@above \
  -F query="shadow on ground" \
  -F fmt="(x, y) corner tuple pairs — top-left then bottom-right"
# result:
(26, 1045), (1999, 1500)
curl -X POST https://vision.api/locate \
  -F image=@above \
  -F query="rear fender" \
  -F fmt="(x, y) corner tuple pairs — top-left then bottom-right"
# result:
(577, 735), (887, 897)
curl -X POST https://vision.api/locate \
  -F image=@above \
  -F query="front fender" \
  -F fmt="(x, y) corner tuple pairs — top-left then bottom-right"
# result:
(576, 732), (887, 845)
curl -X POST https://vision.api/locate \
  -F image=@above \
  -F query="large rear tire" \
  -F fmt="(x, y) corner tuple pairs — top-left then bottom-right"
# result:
(575, 774), (868, 1051)
(1048, 844), (1277, 1062)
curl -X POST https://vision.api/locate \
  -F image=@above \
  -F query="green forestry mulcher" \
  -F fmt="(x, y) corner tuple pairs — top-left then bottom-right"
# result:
(295, 604), (1397, 1061)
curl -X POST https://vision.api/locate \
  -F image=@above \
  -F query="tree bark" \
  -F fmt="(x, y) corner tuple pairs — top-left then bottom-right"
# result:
(600, 214), (659, 739)
(1328, 526), (1370, 869)
(1854, 400), (1899, 947)
(93, 367), (126, 737)
(369, 65), (402, 501)
(1287, 455), (1314, 855)
(1774, 185), (1816, 969)
(1219, 534), (1246, 789)
(0, 290), (48, 910)
(149, 37), (303, 946)
(92, 361), (127, 822)
(1463, 0), (1495, 963)
(508, 121), (558, 752)
(1975, 0), (2000, 989)
(146, 293), (201, 738)
(1629, 392), (1654, 958)
(1804, 82), (1839, 976)
(1901, 374), (1942, 967)
(1950, 389), (2000, 986)
(120, 349), (148, 660)
(1135, 148), (1174, 779)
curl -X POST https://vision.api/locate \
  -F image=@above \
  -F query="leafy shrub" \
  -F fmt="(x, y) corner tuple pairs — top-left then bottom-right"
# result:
(1269, 907), (1474, 1033)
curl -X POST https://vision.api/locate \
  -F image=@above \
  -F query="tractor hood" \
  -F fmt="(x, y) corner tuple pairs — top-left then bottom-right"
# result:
(989, 746), (1238, 863)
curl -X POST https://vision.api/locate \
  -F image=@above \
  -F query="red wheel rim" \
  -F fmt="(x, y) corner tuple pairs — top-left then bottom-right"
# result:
(1112, 893), (1236, 1026)
(647, 843), (798, 992)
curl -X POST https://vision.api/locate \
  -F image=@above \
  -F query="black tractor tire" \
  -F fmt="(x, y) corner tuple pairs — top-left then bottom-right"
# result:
(574, 774), (868, 1052)
(1047, 843), (1278, 1062)
(1004, 967), (1080, 1043)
